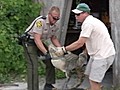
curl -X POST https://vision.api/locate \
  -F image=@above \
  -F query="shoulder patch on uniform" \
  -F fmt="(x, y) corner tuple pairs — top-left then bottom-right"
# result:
(36, 21), (42, 28)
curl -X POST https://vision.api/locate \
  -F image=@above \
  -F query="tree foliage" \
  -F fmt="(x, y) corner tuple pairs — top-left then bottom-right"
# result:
(0, 0), (43, 83)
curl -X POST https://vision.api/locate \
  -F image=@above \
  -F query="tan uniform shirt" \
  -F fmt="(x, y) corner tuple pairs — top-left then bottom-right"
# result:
(27, 15), (59, 41)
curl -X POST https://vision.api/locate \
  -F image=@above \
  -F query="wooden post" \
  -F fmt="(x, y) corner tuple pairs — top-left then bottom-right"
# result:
(109, 0), (120, 88)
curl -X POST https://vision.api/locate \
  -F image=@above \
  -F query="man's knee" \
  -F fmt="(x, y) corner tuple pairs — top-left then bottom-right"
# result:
(89, 79), (101, 90)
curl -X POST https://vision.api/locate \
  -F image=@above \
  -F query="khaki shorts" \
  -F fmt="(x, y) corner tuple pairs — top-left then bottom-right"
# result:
(84, 55), (115, 83)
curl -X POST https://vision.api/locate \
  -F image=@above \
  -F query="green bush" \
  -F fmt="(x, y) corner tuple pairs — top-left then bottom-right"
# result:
(0, 0), (43, 83)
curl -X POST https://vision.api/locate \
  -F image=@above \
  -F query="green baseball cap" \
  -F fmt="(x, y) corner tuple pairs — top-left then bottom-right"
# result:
(72, 3), (90, 14)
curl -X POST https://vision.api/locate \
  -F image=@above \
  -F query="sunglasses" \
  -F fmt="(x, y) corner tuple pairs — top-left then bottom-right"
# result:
(75, 13), (81, 16)
(50, 14), (60, 20)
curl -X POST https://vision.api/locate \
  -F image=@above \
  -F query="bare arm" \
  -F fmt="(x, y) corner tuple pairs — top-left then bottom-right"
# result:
(65, 37), (87, 51)
(51, 36), (61, 47)
(34, 33), (47, 54)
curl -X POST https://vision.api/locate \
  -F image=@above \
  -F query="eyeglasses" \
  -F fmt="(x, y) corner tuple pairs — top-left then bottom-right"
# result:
(75, 12), (85, 16)
(50, 14), (60, 20)
(75, 13), (81, 16)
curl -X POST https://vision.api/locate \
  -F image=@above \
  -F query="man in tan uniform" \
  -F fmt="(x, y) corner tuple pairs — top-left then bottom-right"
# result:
(23, 6), (61, 90)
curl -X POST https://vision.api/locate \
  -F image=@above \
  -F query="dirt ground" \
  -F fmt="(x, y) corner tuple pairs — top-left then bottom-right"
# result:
(0, 69), (113, 90)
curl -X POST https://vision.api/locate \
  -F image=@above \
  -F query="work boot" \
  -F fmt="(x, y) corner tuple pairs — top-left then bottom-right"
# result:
(44, 83), (57, 90)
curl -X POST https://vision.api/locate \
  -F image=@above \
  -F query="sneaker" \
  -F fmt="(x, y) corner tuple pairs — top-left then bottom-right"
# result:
(43, 83), (57, 90)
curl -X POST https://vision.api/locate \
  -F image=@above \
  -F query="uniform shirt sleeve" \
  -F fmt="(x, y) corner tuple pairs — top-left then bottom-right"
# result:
(32, 19), (44, 34)
(80, 23), (94, 38)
